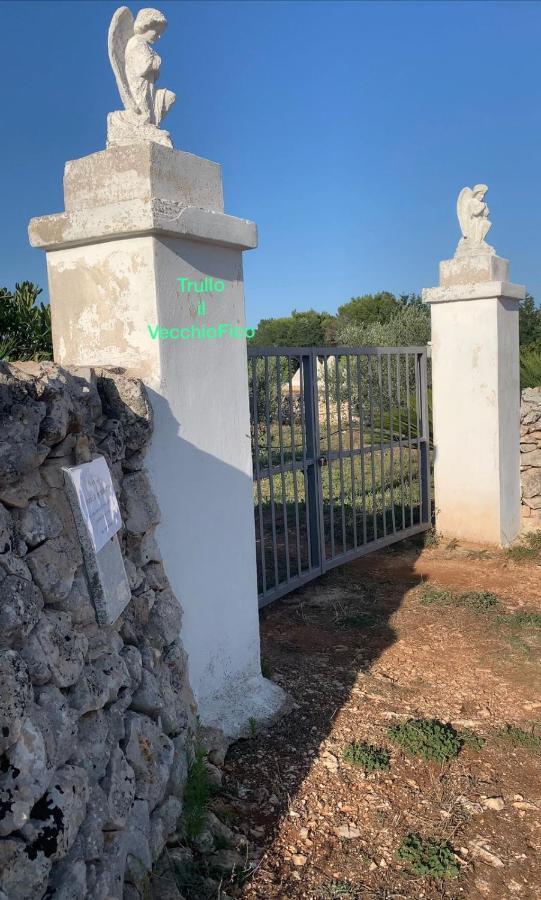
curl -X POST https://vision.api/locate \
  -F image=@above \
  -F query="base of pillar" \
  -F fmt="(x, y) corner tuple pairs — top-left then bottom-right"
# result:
(197, 673), (294, 741)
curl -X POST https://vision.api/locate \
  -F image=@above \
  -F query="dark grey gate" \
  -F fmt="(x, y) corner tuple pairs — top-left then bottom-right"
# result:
(248, 346), (431, 608)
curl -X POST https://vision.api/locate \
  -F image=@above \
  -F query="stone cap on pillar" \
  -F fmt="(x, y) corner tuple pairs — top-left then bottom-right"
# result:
(28, 143), (257, 253)
(423, 247), (525, 305)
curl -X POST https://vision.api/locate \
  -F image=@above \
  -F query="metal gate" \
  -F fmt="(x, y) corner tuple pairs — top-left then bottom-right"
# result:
(248, 346), (431, 608)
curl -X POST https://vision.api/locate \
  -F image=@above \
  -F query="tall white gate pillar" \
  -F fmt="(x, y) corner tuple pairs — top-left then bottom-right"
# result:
(423, 186), (525, 546)
(28, 141), (288, 737)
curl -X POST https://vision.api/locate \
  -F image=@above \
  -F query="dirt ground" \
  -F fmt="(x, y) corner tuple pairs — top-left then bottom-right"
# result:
(216, 538), (541, 899)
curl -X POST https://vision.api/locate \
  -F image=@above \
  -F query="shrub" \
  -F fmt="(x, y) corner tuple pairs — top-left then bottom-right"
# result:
(0, 282), (52, 361)
(396, 833), (459, 878)
(387, 719), (462, 763)
(342, 741), (390, 772)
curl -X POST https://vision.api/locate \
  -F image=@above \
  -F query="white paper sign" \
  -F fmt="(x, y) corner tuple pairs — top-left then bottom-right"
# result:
(66, 457), (122, 553)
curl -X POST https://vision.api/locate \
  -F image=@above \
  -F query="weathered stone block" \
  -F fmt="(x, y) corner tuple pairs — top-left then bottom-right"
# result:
(0, 838), (51, 900)
(26, 540), (77, 602)
(0, 650), (32, 752)
(0, 574), (44, 647)
(14, 500), (63, 548)
(123, 713), (173, 811)
(69, 652), (130, 714)
(22, 610), (88, 687)
(101, 747), (136, 829)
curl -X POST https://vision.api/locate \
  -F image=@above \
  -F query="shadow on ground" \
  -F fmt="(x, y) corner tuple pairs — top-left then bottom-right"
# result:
(222, 537), (428, 894)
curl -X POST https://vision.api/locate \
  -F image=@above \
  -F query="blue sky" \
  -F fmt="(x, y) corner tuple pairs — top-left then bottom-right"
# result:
(2, 0), (541, 327)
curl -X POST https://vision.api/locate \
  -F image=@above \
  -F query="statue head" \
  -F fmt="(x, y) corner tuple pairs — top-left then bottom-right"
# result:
(472, 184), (488, 200)
(134, 7), (167, 42)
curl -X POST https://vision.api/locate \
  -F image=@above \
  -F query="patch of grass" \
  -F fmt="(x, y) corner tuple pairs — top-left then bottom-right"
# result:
(419, 585), (499, 612)
(459, 729), (485, 752)
(396, 833), (459, 878)
(501, 611), (541, 629)
(422, 527), (441, 548)
(337, 612), (379, 629)
(388, 719), (462, 764)
(342, 741), (390, 773)
(184, 747), (211, 839)
(495, 724), (541, 754)
(318, 880), (357, 898)
(248, 716), (257, 737)
(508, 530), (541, 562)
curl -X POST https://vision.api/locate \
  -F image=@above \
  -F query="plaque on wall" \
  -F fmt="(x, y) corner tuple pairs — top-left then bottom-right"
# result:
(64, 457), (131, 625)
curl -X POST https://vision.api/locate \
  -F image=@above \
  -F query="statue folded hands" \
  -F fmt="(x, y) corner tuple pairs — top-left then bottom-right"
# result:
(108, 6), (176, 148)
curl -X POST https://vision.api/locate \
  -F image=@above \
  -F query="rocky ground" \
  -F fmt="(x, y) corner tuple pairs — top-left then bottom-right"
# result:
(176, 534), (541, 900)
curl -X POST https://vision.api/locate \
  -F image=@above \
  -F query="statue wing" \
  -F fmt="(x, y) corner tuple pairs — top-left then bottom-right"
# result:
(108, 6), (136, 111)
(456, 187), (473, 238)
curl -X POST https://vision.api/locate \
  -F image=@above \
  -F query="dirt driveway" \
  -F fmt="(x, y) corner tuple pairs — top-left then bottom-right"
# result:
(220, 537), (541, 899)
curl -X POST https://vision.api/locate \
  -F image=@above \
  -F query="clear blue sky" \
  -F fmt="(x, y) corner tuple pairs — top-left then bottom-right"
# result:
(2, 0), (541, 327)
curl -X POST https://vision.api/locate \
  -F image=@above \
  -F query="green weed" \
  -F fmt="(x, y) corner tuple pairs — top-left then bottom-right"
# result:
(388, 719), (462, 763)
(318, 880), (357, 898)
(507, 531), (541, 562)
(248, 717), (257, 737)
(495, 724), (541, 754)
(396, 833), (459, 878)
(342, 741), (390, 773)
(419, 586), (498, 612)
(459, 729), (485, 752)
(184, 748), (211, 839)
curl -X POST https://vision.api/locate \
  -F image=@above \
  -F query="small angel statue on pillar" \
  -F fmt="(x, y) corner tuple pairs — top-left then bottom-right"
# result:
(455, 184), (493, 255)
(107, 6), (176, 148)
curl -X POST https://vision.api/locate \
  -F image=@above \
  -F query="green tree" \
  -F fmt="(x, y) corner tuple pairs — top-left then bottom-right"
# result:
(335, 301), (430, 348)
(252, 308), (333, 347)
(337, 291), (400, 327)
(519, 293), (541, 350)
(0, 282), (52, 361)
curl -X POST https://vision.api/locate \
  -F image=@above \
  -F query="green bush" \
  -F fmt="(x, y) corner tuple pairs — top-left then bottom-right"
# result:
(520, 348), (541, 389)
(387, 719), (462, 763)
(396, 833), (459, 878)
(342, 741), (390, 772)
(0, 282), (52, 361)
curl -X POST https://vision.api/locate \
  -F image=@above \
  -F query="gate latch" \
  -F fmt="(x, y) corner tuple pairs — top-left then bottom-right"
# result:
(318, 456), (328, 467)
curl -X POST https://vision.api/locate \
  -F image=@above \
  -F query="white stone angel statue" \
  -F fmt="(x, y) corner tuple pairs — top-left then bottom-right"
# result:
(107, 6), (176, 148)
(456, 184), (493, 254)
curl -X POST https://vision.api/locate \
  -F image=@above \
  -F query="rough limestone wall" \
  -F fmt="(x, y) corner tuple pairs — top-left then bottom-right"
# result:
(0, 361), (197, 899)
(520, 387), (541, 527)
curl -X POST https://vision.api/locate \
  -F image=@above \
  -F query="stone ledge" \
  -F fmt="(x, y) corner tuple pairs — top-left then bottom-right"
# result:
(28, 200), (258, 252)
(422, 280), (525, 304)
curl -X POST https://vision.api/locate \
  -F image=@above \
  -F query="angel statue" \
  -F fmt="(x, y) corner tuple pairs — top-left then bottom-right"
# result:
(107, 6), (176, 148)
(456, 184), (493, 254)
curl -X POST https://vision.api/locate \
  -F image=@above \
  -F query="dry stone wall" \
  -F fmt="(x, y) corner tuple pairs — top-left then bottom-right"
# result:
(520, 387), (541, 526)
(0, 361), (197, 899)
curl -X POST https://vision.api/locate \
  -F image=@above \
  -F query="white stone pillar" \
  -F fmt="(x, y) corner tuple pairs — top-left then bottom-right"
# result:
(423, 249), (525, 546)
(29, 143), (287, 736)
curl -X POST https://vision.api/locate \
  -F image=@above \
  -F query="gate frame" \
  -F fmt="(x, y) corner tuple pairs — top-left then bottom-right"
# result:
(248, 346), (431, 608)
